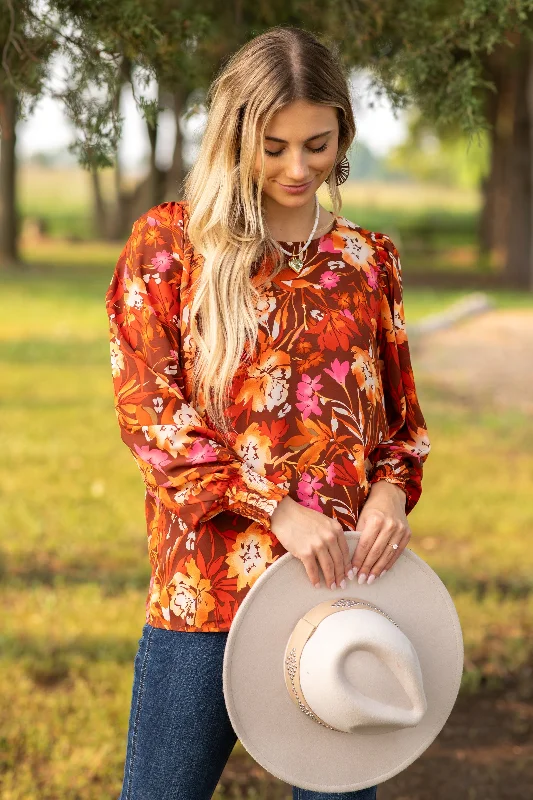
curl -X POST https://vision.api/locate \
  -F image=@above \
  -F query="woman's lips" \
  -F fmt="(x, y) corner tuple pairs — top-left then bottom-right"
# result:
(278, 179), (313, 194)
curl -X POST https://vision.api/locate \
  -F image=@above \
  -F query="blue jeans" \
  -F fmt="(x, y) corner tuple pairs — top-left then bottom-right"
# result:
(119, 622), (378, 800)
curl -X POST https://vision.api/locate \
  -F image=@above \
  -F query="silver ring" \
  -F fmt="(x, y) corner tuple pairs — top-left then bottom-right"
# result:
(391, 543), (399, 550)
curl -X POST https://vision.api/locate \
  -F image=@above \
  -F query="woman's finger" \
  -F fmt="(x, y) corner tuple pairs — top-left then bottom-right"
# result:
(328, 526), (349, 588)
(378, 528), (411, 576)
(357, 529), (398, 581)
(300, 548), (321, 588)
(353, 517), (395, 577)
(315, 538), (337, 589)
(365, 529), (411, 584)
(351, 514), (382, 574)
(335, 527), (353, 581)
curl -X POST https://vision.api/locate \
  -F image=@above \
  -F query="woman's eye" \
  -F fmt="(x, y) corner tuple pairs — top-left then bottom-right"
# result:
(264, 143), (328, 158)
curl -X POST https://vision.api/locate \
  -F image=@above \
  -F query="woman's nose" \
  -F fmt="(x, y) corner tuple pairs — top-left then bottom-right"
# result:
(284, 154), (309, 181)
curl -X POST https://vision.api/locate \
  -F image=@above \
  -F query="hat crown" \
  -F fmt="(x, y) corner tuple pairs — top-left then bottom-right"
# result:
(298, 609), (427, 734)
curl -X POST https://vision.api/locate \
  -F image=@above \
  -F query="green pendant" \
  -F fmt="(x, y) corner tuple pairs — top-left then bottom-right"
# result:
(288, 255), (304, 273)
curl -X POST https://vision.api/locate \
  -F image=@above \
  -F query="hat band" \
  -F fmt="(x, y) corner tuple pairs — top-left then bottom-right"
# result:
(283, 597), (400, 733)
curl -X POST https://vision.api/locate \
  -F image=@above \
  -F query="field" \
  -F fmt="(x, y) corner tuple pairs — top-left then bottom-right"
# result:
(1, 166), (532, 798)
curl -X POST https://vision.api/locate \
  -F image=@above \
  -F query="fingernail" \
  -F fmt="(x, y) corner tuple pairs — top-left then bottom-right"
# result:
(347, 569), (354, 580)
(330, 582), (336, 590)
(381, 570), (387, 576)
(340, 579), (346, 589)
(367, 574), (376, 585)
(358, 573), (367, 585)
(353, 567), (359, 577)
(314, 582), (321, 589)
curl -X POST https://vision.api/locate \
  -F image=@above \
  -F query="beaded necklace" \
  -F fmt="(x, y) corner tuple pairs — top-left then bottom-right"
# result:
(276, 194), (320, 274)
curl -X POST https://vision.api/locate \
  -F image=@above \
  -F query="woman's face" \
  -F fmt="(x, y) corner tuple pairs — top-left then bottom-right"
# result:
(253, 99), (340, 208)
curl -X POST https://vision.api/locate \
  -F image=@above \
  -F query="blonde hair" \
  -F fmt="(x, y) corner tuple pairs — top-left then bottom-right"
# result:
(182, 25), (356, 438)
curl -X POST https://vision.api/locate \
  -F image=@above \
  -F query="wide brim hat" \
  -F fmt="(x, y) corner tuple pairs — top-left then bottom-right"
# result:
(222, 529), (464, 793)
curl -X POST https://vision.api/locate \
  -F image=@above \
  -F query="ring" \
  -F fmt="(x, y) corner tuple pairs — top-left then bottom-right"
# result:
(391, 543), (399, 550)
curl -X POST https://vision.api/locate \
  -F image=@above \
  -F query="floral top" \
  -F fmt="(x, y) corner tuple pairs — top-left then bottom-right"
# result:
(105, 200), (430, 632)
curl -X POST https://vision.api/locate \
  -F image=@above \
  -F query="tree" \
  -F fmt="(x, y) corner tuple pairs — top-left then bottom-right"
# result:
(0, 0), (56, 266)
(0, 0), (214, 261)
(58, 0), (316, 240)
(4, 0), (533, 288)
(41, 0), (215, 239)
(324, 0), (533, 287)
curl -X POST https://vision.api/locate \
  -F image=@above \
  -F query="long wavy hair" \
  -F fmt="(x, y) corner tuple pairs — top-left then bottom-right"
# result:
(182, 25), (356, 438)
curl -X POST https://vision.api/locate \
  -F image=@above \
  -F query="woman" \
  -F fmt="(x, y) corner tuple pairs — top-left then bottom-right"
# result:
(105, 25), (430, 800)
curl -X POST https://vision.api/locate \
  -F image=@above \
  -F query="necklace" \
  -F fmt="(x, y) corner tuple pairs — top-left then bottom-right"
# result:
(276, 194), (320, 274)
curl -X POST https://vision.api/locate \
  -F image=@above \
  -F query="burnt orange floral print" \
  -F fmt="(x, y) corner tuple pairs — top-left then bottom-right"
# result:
(105, 200), (430, 631)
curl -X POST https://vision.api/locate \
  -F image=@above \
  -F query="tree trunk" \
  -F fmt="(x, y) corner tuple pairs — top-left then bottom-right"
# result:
(506, 37), (532, 289)
(527, 41), (533, 292)
(164, 86), (187, 200)
(478, 47), (516, 258)
(109, 81), (187, 240)
(144, 85), (167, 209)
(100, 54), (140, 242)
(90, 166), (108, 238)
(0, 88), (20, 267)
(108, 82), (136, 241)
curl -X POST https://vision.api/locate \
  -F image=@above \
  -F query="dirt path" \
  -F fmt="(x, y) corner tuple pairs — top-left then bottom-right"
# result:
(378, 683), (533, 799)
(412, 308), (533, 416)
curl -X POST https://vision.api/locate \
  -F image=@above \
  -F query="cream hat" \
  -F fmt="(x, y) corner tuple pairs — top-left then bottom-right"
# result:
(222, 529), (464, 793)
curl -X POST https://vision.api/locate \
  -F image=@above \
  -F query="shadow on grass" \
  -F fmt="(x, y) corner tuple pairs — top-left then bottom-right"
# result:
(2, 633), (141, 687)
(0, 338), (107, 365)
(0, 549), (150, 594)
(2, 547), (532, 600)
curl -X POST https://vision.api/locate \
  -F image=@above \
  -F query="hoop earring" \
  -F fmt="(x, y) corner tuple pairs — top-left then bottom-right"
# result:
(334, 155), (350, 185)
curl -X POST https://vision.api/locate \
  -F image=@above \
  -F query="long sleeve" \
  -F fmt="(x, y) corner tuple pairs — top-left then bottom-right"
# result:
(104, 201), (289, 533)
(367, 235), (431, 515)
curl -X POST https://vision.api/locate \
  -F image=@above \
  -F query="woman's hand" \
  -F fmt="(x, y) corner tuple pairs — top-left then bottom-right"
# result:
(351, 480), (411, 585)
(270, 495), (353, 590)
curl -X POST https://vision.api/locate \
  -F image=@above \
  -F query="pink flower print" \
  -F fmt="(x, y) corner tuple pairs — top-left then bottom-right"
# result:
(134, 444), (172, 469)
(366, 263), (380, 290)
(187, 439), (219, 464)
(296, 472), (323, 512)
(385, 442), (403, 454)
(147, 216), (161, 227)
(295, 394), (322, 419)
(296, 374), (323, 419)
(318, 237), (342, 254)
(151, 250), (173, 272)
(341, 308), (354, 320)
(297, 374), (323, 398)
(325, 462), (336, 486)
(319, 270), (340, 289)
(324, 358), (350, 386)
